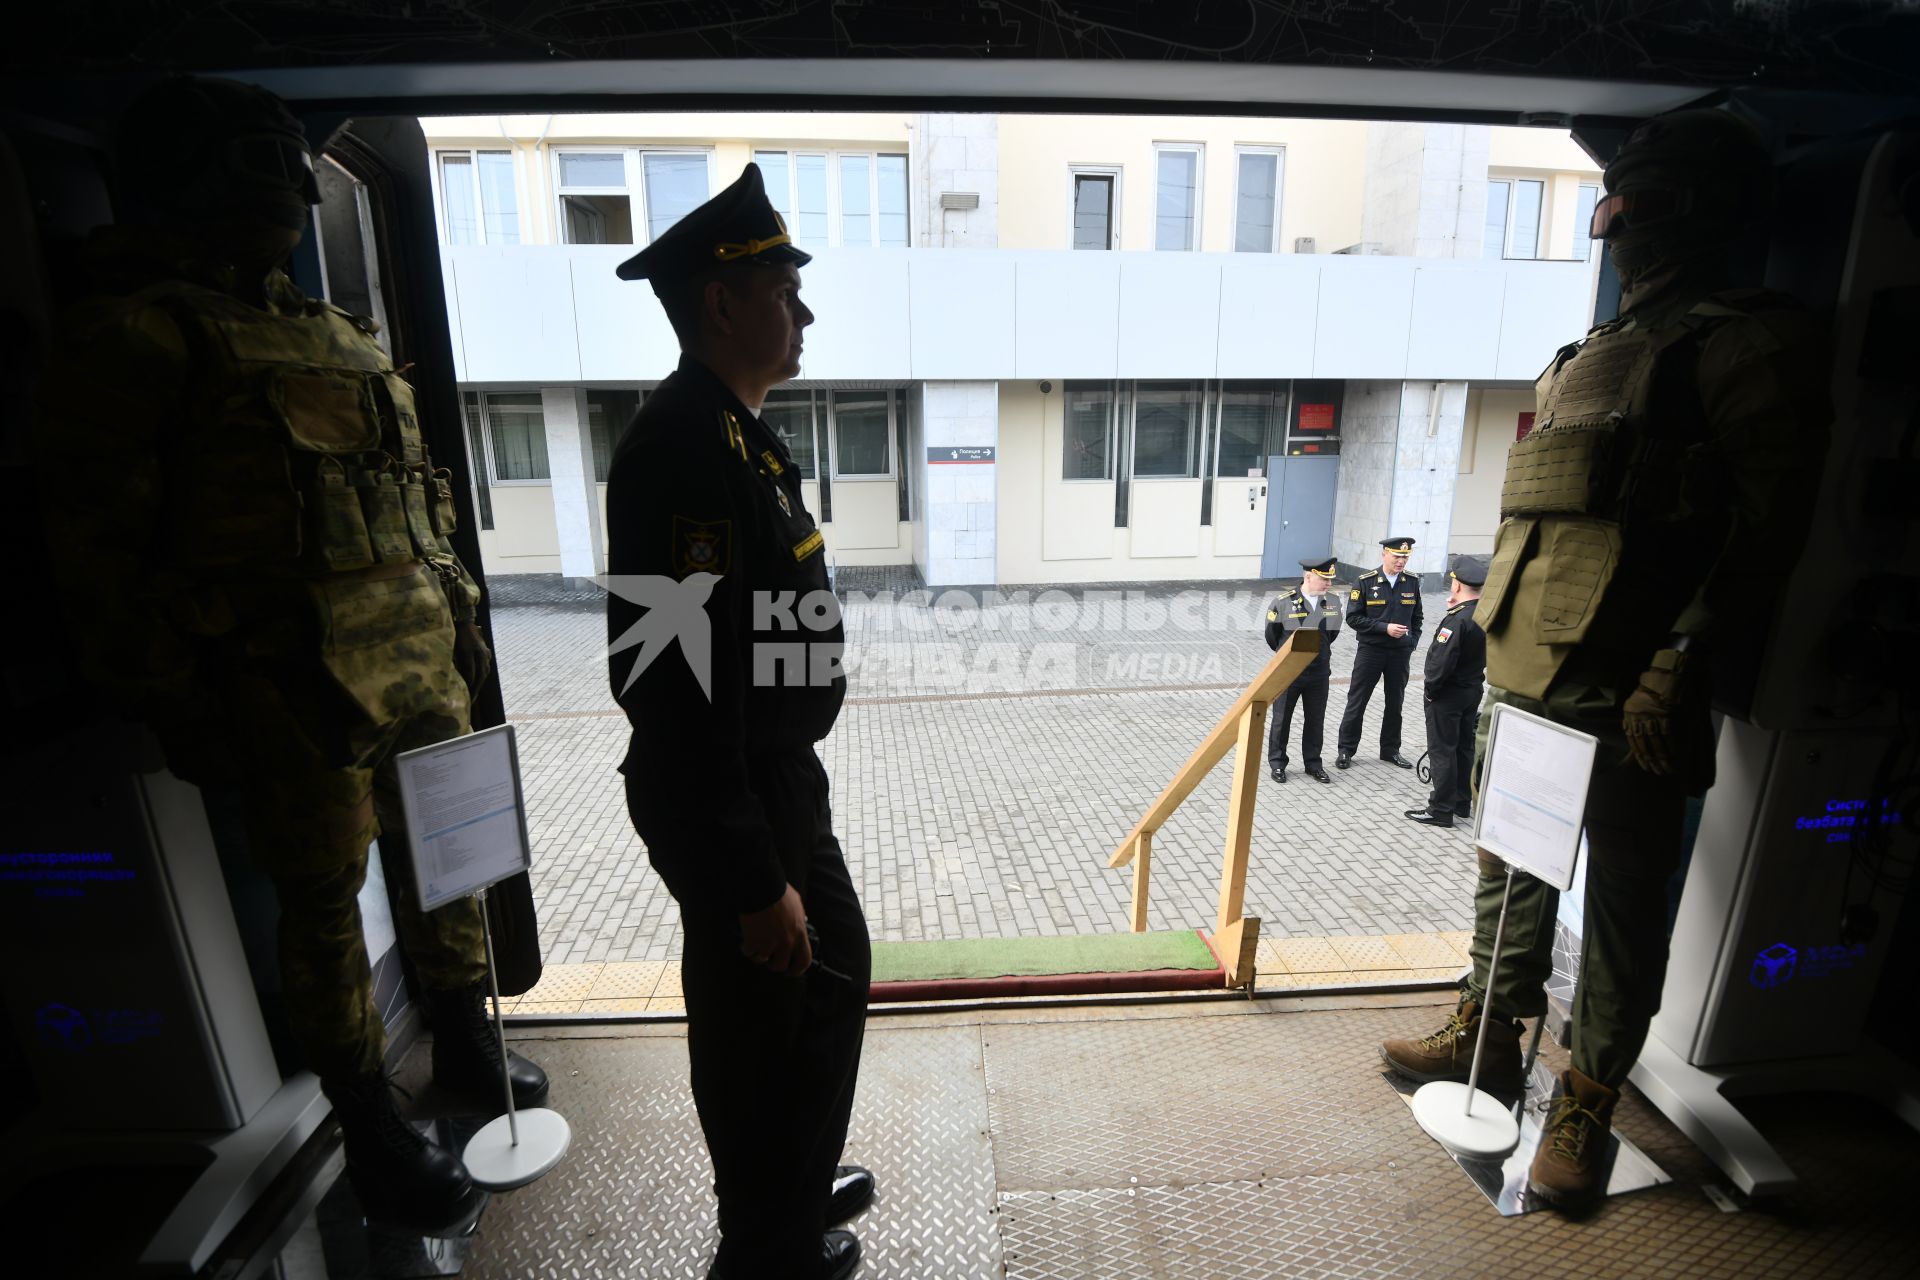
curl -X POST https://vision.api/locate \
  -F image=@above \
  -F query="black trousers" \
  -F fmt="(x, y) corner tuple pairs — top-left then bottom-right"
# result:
(645, 749), (870, 1278)
(1267, 676), (1329, 771)
(1337, 643), (1411, 758)
(1423, 689), (1480, 818)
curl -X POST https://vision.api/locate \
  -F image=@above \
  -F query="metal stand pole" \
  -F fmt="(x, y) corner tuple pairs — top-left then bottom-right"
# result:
(1463, 864), (1516, 1115)
(476, 887), (518, 1146)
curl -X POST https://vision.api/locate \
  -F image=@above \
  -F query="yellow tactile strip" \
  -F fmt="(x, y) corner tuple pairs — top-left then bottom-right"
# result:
(497, 931), (1469, 1017)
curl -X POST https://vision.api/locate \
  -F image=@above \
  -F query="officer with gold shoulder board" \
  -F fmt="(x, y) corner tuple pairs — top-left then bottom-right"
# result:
(35, 77), (547, 1229)
(606, 163), (870, 1280)
(1378, 109), (1828, 1211)
(1336, 536), (1423, 769)
(1405, 555), (1487, 828)
(1264, 555), (1342, 784)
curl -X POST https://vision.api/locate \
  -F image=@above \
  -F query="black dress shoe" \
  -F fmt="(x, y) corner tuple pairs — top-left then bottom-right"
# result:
(1270, 766), (1288, 783)
(1382, 752), (1414, 769)
(1335, 753), (1353, 770)
(827, 1164), (875, 1225)
(707, 1231), (861, 1280)
(1404, 807), (1455, 828)
(1306, 766), (1332, 783)
(1457, 807), (1473, 822)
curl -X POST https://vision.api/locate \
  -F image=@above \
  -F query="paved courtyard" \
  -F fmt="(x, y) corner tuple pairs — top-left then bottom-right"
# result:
(491, 570), (1481, 966)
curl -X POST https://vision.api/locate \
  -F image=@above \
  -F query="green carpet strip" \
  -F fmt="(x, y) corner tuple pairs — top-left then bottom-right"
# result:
(870, 930), (1217, 984)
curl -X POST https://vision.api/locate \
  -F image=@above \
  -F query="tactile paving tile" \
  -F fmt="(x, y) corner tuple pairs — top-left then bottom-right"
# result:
(1386, 931), (1468, 969)
(588, 961), (667, 1000)
(514, 962), (601, 1006)
(1272, 936), (1346, 974)
(1329, 935), (1407, 971)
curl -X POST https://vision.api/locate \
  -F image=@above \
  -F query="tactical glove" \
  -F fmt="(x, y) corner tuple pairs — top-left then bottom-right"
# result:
(1622, 648), (1690, 776)
(453, 620), (494, 694)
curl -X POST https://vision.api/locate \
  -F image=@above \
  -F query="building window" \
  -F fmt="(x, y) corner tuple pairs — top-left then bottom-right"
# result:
(460, 395), (495, 529)
(437, 150), (519, 245)
(480, 392), (549, 482)
(1233, 148), (1283, 253)
(1286, 380), (1345, 456)
(1213, 382), (1289, 477)
(556, 150), (633, 245)
(1484, 177), (1545, 260)
(1154, 146), (1202, 251)
(586, 390), (641, 482)
(1132, 381), (1204, 477)
(831, 390), (893, 478)
(758, 149), (907, 249)
(762, 389), (820, 480)
(1573, 183), (1601, 262)
(1063, 381), (1117, 479)
(1071, 170), (1118, 250)
(555, 150), (710, 246)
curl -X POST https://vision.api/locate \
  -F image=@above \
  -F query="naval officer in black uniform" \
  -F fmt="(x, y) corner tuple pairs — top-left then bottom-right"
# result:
(606, 164), (871, 1280)
(1335, 536), (1424, 769)
(1406, 555), (1488, 828)
(1264, 555), (1342, 783)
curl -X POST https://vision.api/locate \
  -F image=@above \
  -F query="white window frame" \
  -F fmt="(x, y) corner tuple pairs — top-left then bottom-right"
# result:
(1487, 174), (1548, 260)
(827, 389), (897, 480)
(756, 149), (909, 249)
(1573, 182), (1602, 262)
(549, 145), (716, 247)
(468, 389), (551, 487)
(1066, 165), (1123, 250)
(1128, 381), (1205, 480)
(1061, 381), (1120, 481)
(1151, 143), (1205, 252)
(431, 147), (520, 246)
(1230, 145), (1286, 254)
(761, 388), (824, 482)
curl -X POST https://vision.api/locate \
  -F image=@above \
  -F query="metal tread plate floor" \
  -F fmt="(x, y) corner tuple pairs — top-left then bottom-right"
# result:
(402, 996), (1917, 1279)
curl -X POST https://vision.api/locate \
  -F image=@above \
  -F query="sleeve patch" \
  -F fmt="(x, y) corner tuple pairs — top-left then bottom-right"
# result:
(1436, 628), (1452, 643)
(1267, 609), (1279, 621)
(1350, 588), (1362, 600)
(672, 516), (731, 577)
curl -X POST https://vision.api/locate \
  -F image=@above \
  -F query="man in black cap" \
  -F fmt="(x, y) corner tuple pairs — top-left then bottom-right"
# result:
(605, 163), (871, 1280)
(1406, 555), (1488, 828)
(1264, 556), (1341, 784)
(1335, 536), (1424, 769)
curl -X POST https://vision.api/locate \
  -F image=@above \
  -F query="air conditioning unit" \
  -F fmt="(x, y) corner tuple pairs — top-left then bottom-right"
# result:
(1293, 236), (1316, 254)
(939, 191), (980, 210)
(1332, 241), (1384, 255)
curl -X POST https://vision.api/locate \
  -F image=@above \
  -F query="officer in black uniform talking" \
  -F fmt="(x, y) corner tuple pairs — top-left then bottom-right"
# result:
(1336, 536), (1424, 769)
(1405, 555), (1488, 828)
(606, 164), (871, 1280)
(1264, 555), (1342, 784)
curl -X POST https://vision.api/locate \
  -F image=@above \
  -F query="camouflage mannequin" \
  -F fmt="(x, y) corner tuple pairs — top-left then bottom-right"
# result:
(1378, 109), (1828, 1209)
(36, 77), (546, 1226)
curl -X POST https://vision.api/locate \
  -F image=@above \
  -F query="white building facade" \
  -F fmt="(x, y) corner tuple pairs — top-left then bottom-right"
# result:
(423, 112), (1602, 583)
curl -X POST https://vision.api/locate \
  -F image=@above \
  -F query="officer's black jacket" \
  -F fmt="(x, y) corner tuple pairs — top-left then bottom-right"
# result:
(1346, 568), (1423, 650)
(1423, 598), (1486, 700)
(1264, 588), (1340, 681)
(607, 355), (844, 915)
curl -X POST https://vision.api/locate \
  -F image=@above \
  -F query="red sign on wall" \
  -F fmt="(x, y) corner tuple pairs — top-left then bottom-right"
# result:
(1516, 411), (1536, 441)
(1298, 403), (1336, 432)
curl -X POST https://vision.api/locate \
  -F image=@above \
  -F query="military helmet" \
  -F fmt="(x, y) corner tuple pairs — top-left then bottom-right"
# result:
(1593, 110), (1772, 267)
(114, 76), (320, 232)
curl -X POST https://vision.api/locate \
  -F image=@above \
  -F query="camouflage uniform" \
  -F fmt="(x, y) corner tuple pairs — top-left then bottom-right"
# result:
(39, 226), (486, 1081)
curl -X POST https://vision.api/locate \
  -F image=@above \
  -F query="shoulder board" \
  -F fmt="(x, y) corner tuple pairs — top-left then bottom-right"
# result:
(718, 410), (753, 464)
(1403, 571), (1419, 581)
(1359, 570), (1378, 580)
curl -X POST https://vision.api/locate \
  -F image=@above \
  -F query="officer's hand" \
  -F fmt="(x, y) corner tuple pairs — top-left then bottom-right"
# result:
(1386, 623), (1410, 639)
(1622, 649), (1689, 776)
(740, 885), (812, 975)
(453, 620), (493, 693)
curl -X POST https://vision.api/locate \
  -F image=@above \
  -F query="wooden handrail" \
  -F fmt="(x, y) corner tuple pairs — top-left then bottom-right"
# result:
(1108, 629), (1321, 870)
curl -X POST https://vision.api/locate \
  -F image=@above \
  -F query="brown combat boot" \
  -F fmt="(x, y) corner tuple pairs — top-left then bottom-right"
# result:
(1528, 1067), (1619, 1211)
(1379, 1000), (1525, 1093)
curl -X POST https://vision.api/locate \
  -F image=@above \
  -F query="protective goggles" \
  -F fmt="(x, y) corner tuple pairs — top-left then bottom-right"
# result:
(226, 133), (321, 202)
(1589, 186), (1691, 240)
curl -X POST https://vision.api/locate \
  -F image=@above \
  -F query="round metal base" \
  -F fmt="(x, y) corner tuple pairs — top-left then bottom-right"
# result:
(1410, 1081), (1521, 1159)
(462, 1108), (572, 1190)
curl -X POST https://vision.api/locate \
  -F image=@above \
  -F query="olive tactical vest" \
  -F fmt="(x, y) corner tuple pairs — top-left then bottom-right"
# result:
(141, 277), (473, 731)
(1476, 299), (1731, 700)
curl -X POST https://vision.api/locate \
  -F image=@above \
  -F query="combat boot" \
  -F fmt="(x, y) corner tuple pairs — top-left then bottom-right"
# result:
(1528, 1067), (1619, 1211)
(429, 981), (551, 1110)
(323, 1074), (479, 1229)
(1379, 999), (1525, 1093)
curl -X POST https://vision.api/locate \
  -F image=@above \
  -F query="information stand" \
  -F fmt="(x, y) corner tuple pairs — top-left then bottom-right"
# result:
(1410, 703), (1596, 1159)
(394, 725), (570, 1190)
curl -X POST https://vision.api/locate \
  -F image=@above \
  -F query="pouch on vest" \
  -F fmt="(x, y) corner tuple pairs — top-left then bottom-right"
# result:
(401, 467), (439, 559)
(1534, 517), (1623, 643)
(311, 457), (377, 572)
(308, 565), (455, 730)
(1499, 423), (1615, 517)
(1474, 517), (1534, 634)
(273, 368), (382, 454)
(357, 469), (414, 565)
(372, 372), (427, 465)
(429, 467), (459, 537)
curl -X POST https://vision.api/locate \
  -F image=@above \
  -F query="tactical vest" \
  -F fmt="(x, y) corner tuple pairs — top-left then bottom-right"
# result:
(1476, 297), (1742, 699)
(141, 278), (471, 732)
